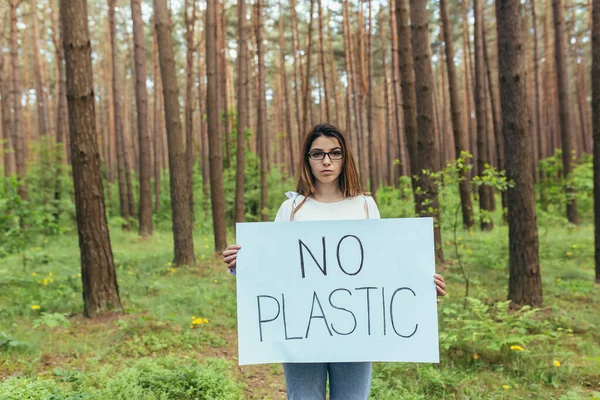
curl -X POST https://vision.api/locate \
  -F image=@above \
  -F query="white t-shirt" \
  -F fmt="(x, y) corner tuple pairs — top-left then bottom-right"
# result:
(275, 192), (380, 222)
(229, 192), (380, 275)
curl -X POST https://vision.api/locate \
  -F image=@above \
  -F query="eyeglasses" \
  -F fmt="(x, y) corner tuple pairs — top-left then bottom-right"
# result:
(308, 150), (344, 161)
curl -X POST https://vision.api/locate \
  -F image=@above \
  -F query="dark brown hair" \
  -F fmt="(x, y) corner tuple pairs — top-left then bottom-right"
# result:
(292, 124), (364, 217)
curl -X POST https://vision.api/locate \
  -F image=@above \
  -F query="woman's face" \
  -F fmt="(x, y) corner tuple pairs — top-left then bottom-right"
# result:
(308, 136), (344, 184)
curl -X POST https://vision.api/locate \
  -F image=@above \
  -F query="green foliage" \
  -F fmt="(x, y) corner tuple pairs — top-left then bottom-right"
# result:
(0, 358), (245, 399)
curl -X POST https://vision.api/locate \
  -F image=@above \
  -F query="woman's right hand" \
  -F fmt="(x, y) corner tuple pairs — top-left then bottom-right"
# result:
(222, 244), (241, 269)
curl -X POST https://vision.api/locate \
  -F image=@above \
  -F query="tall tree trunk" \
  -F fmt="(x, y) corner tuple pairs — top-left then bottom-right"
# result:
(302, 0), (315, 137)
(31, 0), (51, 142)
(367, 0), (377, 196)
(197, 38), (210, 198)
(108, 0), (130, 230)
(390, 0), (405, 180)
(184, 0), (196, 223)
(290, 0), (303, 147)
(60, 0), (122, 317)
(279, 0), (295, 177)
(532, 0), (545, 182)
(205, 0), (228, 252)
(483, 16), (506, 211)
(216, 0), (231, 169)
(131, 0), (153, 236)
(327, 14), (340, 128)
(10, 0), (26, 200)
(153, 24), (161, 212)
(155, 0), (196, 264)
(592, 0), (600, 283)
(235, 0), (249, 224)
(497, 0), (543, 307)
(317, 0), (331, 122)
(342, 0), (354, 141)
(440, 0), (475, 229)
(552, 0), (580, 225)
(0, 53), (14, 176)
(409, 0), (444, 263)
(475, 0), (494, 230)
(395, 0), (419, 207)
(255, 0), (269, 222)
(379, 12), (393, 187)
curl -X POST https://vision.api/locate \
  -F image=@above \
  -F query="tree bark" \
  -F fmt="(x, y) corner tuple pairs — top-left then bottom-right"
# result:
(552, 0), (580, 225)
(532, 0), (545, 182)
(235, 0), (249, 225)
(440, 0), (475, 229)
(0, 52), (14, 176)
(409, 0), (444, 263)
(255, 0), (269, 222)
(9, 0), (26, 200)
(155, 0), (196, 264)
(108, 0), (131, 230)
(496, 0), (543, 307)
(317, 0), (330, 122)
(130, 0), (153, 236)
(152, 23), (162, 212)
(395, 0), (419, 208)
(592, 0), (600, 283)
(379, 12), (393, 187)
(279, 0), (295, 178)
(205, 0), (228, 252)
(366, 0), (377, 197)
(390, 0), (405, 180)
(184, 0), (196, 224)
(475, 0), (494, 230)
(302, 0), (315, 138)
(31, 0), (51, 141)
(60, 0), (122, 317)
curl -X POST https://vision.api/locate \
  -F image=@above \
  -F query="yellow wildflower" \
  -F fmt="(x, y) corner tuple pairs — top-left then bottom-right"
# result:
(203, 318), (208, 323)
(167, 262), (172, 266)
(572, 244), (578, 249)
(205, 245), (209, 249)
(213, 280), (218, 283)
(466, 249), (473, 255)
(510, 345), (524, 351)
(556, 278), (561, 282)
(31, 305), (40, 310)
(127, 271), (133, 275)
(566, 251), (573, 257)
(502, 385), (510, 390)
(31, 273), (37, 277)
(473, 353), (479, 360)
(553, 360), (561, 367)
(49, 272), (53, 277)
(77, 274), (81, 277)
(445, 241), (450, 246)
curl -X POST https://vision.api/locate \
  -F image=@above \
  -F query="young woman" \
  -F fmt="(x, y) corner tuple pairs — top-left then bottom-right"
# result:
(223, 123), (447, 400)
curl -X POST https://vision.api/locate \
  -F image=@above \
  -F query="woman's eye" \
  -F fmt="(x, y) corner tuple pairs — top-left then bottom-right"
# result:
(331, 151), (343, 158)
(311, 151), (324, 158)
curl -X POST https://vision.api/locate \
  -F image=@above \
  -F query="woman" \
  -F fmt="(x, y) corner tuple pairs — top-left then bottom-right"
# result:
(223, 123), (447, 400)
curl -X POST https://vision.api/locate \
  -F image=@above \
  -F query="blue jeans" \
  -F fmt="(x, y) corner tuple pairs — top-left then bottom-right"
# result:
(283, 362), (372, 400)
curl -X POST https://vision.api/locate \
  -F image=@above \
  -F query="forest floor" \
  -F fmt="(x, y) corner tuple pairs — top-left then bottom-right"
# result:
(0, 215), (599, 399)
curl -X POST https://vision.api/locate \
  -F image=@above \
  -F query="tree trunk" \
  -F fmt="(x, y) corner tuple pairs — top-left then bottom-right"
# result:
(185, 0), (197, 224)
(395, 0), (419, 208)
(235, 0), (250, 224)
(552, 0), (580, 225)
(532, 0), (545, 182)
(342, 0), (354, 141)
(440, 0), (475, 229)
(302, 0), (315, 137)
(379, 12), (393, 187)
(255, 0), (269, 222)
(475, 0), (494, 230)
(131, 0), (153, 236)
(592, 0), (600, 283)
(152, 24), (162, 212)
(496, 0), (543, 307)
(60, 0), (122, 317)
(390, 0), (405, 180)
(366, 0), (377, 196)
(205, 0), (228, 252)
(155, 0), (196, 264)
(31, 0), (51, 142)
(0, 53), (14, 176)
(317, 0), (331, 122)
(279, 0), (295, 178)
(409, 0), (444, 263)
(10, 0), (26, 200)
(108, 0), (131, 230)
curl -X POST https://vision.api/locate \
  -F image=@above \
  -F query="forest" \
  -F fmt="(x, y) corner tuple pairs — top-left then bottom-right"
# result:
(0, 0), (599, 398)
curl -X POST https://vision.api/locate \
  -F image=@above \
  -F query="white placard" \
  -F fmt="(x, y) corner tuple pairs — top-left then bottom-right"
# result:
(235, 218), (439, 366)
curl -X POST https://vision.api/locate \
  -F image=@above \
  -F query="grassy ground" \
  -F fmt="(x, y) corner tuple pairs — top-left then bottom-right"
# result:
(0, 212), (599, 399)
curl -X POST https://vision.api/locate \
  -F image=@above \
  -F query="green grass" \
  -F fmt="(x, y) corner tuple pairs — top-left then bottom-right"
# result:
(1, 200), (599, 399)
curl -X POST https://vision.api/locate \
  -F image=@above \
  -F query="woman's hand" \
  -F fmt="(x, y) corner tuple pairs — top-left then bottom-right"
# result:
(222, 245), (241, 269)
(434, 274), (447, 298)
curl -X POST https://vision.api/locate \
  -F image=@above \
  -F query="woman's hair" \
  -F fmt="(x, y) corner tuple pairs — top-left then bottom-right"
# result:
(292, 124), (364, 217)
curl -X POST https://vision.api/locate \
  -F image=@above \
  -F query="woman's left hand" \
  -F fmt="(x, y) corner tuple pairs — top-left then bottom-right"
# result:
(434, 274), (446, 298)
